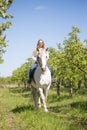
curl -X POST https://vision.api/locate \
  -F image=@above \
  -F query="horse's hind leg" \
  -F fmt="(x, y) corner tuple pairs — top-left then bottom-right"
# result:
(31, 86), (38, 109)
(37, 91), (41, 108)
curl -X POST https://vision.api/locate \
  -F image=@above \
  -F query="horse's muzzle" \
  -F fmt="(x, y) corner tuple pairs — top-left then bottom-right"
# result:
(41, 67), (46, 72)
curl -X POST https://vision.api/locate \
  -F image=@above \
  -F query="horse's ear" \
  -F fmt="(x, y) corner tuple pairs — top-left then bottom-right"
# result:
(46, 47), (48, 51)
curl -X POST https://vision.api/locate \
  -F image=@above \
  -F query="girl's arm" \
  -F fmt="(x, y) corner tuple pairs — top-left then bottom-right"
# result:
(32, 49), (38, 62)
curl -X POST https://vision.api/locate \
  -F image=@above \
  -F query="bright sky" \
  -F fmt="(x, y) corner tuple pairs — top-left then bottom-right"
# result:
(0, 0), (87, 77)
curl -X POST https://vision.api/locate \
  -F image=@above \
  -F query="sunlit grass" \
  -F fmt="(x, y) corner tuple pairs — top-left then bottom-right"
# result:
(0, 87), (87, 130)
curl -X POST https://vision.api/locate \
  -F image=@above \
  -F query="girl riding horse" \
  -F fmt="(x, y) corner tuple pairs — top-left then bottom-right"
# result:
(28, 39), (54, 84)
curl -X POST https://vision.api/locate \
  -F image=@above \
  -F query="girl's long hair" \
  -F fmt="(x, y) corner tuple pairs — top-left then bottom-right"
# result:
(36, 39), (46, 50)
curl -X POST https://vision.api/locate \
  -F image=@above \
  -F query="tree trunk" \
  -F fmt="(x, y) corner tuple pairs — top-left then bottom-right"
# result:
(18, 82), (20, 87)
(69, 81), (73, 97)
(84, 81), (87, 88)
(24, 82), (27, 88)
(83, 75), (87, 88)
(78, 80), (82, 89)
(56, 79), (61, 95)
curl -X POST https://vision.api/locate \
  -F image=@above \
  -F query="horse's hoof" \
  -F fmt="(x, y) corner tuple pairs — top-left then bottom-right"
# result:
(38, 104), (41, 108)
(44, 109), (48, 112)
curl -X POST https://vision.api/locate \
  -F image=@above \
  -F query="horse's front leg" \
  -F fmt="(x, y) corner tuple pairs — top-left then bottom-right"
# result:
(43, 85), (50, 102)
(38, 97), (41, 108)
(38, 87), (48, 112)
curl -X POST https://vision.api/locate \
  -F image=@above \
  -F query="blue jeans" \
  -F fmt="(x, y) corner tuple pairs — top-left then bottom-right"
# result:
(28, 63), (38, 79)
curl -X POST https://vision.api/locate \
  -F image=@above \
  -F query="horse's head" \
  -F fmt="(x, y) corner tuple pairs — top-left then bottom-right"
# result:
(37, 48), (49, 72)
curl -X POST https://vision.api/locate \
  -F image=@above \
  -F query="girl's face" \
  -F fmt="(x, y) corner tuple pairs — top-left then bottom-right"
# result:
(38, 41), (44, 48)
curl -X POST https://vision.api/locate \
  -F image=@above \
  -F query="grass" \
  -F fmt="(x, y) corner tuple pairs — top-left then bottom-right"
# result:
(0, 86), (87, 130)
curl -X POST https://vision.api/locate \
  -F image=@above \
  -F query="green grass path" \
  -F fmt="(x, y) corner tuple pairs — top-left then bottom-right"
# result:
(0, 87), (87, 130)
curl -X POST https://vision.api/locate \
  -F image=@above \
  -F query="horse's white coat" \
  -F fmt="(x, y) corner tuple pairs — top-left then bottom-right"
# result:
(31, 48), (51, 112)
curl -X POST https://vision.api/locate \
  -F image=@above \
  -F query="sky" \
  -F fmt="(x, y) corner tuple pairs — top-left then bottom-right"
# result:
(0, 0), (87, 77)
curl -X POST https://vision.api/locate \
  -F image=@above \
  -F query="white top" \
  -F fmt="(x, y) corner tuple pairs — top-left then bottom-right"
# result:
(32, 49), (38, 62)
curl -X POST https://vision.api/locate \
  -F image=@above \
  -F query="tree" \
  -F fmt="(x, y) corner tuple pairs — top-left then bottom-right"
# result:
(12, 58), (33, 87)
(63, 26), (87, 96)
(48, 26), (87, 96)
(0, 0), (14, 63)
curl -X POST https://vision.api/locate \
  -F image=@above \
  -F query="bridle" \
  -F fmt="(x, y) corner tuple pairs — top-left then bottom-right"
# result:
(37, 48), (48, 72)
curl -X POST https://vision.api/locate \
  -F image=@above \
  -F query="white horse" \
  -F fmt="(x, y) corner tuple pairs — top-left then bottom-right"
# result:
(30, 48), (51, 112)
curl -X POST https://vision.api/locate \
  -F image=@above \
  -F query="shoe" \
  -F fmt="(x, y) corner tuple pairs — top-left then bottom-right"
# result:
(27, 79), (31, 84)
